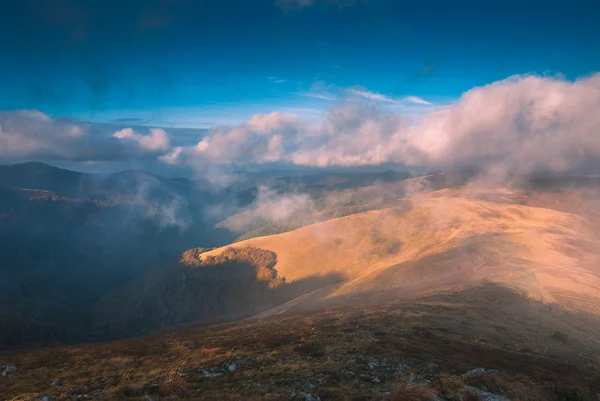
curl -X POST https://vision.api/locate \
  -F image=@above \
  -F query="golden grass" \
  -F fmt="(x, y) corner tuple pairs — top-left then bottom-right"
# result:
(202, 192), (600, 317)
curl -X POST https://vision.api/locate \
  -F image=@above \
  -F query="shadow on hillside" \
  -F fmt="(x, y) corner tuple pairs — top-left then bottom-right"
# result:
(247, 282), (600, 391)
(90, 252), (346, 342)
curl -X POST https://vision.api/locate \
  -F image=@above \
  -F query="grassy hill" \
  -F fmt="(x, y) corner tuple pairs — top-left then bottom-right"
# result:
(206, 188), (600, 317)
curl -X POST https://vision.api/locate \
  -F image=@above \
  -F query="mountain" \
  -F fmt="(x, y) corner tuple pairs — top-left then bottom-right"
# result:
(0, 162), (423, 346)
(218, 172), (471, 241)
(0, 162), (238, 346)
(2, 171), (600, 399)
(209, 187), (600, 317)
(91, 178), (600, 342)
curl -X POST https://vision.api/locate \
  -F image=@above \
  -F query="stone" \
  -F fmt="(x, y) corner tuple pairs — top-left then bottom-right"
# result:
(228, 363), (237, 372)
(464, 385), (510, 401)
(2, 364), (17, 376)
(201, 369), (223, 377)
(51, 379), (61, 386)
(463, 368), (486, 377)
(368, 361), (378, 369)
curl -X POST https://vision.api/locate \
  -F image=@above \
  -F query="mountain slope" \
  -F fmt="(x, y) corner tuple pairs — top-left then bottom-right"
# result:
(204, 189), (600, 317)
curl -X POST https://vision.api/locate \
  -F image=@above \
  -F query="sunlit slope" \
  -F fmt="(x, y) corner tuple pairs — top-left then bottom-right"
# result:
(202, 191), (600, 314)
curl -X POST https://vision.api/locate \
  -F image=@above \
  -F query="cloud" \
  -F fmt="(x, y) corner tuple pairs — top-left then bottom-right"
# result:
(163, 112), (302, 167)
(347, 88), (397, 103)
(414, 73), (600, 175)
(347, 88), (432, 106)
(402, 96), (433, 106)
(268, 77), (286, 84)
(6, 73), (600, 182)
(302, 81), (338, 101)
(113, 128), (170, 152)
(165, 73), (600, 178)
(0, 110), (172, 163)
(162, 104), (417, 169)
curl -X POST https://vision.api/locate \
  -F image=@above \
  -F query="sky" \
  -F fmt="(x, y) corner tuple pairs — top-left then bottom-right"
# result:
(0, 0), (599, 177)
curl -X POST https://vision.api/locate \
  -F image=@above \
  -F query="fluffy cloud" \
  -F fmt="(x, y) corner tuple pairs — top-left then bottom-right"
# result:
(414, 74), (600, 174)
(113, 128), (170, 152)
(5, 74), (600, 179)
(0, 110), (172, 162)
(166, 73), (600, 177)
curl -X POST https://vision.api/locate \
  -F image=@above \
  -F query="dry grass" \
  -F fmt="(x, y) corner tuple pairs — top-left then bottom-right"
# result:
(202, 192), (600, 317)
(390, 386), (439, 401)
(1, 284), (599, 400)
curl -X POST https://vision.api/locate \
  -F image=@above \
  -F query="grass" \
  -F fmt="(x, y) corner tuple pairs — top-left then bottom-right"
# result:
(2, 285), (599, 400)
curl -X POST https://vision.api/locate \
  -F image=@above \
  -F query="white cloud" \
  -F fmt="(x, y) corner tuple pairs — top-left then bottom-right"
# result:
(5, 74), (600, 180)
(113, 128), (170, 152)
(401, 96), (433, 105)
(347, 88), (397, 103)
(413, 73), (600, 174)
(165, 73), (600, 178)
(347, 88), (432, 106)
(0, 110), (172, 163)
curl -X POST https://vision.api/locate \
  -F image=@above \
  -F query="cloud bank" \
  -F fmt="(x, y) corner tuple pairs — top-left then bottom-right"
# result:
(166, 73), (600, 177)
(0, 110), (172, 163)
(3, 74), (600, 181)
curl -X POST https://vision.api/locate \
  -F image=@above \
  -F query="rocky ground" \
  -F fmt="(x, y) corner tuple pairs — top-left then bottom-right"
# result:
(2, 285), (600, 400)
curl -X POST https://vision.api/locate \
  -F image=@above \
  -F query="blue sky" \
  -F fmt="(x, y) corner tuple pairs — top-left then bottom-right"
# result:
(1, 0), (598, 128)
(1, 0), (600, 178)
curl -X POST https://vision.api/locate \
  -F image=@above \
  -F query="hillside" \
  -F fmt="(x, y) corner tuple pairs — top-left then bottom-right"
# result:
(205, 188), (600, 317)
(90, 184), (600, 345)
(2, 284), (600, 400)
(0, 163), (238, 346)
(217, 171), (471, 241)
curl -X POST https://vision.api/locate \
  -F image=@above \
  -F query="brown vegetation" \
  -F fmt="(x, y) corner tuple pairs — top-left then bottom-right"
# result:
(2, 284), (599, 400)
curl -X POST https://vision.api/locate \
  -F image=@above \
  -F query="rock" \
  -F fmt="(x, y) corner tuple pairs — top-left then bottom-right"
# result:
(464, 385), (510, 401)
(201, 369), (223, 377)
(463, 368), (486, 377)
(41, 397), (51, 401)
(302, 393), (320, 401)
(373, 377), (381, 383)
(51, 379), (61, 386)
(2, 364), (17, 376)
(396, 364), (411, 375)
(228, 363), (237, 372)
(368, 361), (378, 369)
(303, 384), (316, 391)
